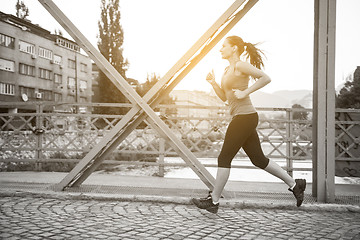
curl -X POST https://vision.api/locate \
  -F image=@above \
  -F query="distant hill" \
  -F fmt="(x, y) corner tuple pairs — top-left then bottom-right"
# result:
(251, 91), (290, 108)
(171, 89), (313, 109)
(296, 93), (312, 108)
(251, 90), (312, 108)
(273, 90), (312, 105)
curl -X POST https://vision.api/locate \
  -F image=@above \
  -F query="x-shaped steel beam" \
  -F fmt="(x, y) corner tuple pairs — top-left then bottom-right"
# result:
(39, 0), (258, 195)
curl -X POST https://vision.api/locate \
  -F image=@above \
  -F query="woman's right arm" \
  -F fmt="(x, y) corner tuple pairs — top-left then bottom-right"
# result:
(207, 70), (227, 102)
(210, 82), (227, 102)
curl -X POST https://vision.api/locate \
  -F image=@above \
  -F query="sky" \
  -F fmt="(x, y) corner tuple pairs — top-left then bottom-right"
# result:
(1, 0), (359, 93)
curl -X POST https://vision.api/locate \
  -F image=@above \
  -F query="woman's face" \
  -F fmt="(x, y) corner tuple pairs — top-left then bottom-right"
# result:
(220, 39), (234, 59)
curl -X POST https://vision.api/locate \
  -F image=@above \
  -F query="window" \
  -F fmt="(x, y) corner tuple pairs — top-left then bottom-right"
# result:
(53, 55), (62, 65)
(39, 47), (53, 60)
(20, 86), (35, 99)
(67, 95), (75, 102)
(40, 89), (53, 101)
(80, 80), (87, 90)
(0, 58), (15, 72)
(39, 68), (52, 80)
(54, 74), (62, 84)
(80, 63), (87, 72)
(54, 93), (62, 102)
(0, 33), (15, 49)
(67, 77), (75, 88)
(19, 63), (35, 76)
(56, 38), (80, 52)
(19, 40), (35, 55)
(0, 83), (15, 95)
(68, 59), (76, 69)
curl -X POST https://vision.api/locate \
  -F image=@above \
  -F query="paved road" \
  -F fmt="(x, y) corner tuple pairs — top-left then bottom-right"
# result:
(1, 196), (359, 240)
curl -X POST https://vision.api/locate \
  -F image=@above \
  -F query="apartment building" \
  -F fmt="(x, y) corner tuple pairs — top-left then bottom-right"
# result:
(169, 90), (226, 117)
(0, 11), (92, 113)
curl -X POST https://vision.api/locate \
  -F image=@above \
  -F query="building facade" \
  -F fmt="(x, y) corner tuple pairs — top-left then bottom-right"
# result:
(0, 11), (92, 113)
(169, 90), (226, 117)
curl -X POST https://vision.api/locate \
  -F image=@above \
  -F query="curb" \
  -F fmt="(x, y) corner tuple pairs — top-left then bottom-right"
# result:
(1, 188), (359, 213)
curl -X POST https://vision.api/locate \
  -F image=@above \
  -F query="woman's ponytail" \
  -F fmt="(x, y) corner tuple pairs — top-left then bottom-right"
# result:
(226, 35), (266, 69)
(244, 42), (265, 69)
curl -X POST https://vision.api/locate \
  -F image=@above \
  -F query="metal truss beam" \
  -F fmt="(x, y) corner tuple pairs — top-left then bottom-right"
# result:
(39, 0), (257, 195)
(71, 0), (259, 188)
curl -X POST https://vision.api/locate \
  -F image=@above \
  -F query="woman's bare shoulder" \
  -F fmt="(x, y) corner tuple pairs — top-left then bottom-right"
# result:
(235, 61), (252, 70)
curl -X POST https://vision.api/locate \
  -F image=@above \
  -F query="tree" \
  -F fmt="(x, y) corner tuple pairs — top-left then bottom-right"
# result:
(136, 73), (177, 117)
(292, 104), (308, 120)
(336, 67), (360, 109)
(136, 73), (159, 97)
(54, 29), (63, 36)
(15, 0), (29, 19)
(96, 0), (129, 114)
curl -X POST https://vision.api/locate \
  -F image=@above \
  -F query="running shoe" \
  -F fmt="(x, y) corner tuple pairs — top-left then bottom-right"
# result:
(289, 179), (306, 207)
(191, 195), (219, 214)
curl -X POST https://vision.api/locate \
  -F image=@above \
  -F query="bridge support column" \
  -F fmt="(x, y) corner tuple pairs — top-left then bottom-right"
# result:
(312, 0), (336, 203)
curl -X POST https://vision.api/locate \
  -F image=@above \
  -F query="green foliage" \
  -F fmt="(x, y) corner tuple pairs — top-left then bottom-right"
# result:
(54, 29), (63, 36)
(136, 73), (177, 117)
(136, 73), (159, 97)
(98, 0), (128, 75)
(292, 104), (308, 120)
(336, 67), (360, 109)
(96, 0), (129, 115)
(15, 0), (29, 19)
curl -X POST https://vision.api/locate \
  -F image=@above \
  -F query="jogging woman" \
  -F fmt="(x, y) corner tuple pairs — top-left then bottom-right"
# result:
(191, 35), (306, 214)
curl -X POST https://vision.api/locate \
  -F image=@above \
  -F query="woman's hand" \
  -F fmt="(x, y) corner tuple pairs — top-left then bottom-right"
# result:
(232, 89), (248, 100)
(206, 69), (216, 85)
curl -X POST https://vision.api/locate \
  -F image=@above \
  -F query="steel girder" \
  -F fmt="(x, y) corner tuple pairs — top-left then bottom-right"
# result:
(38, 0), (258, 195)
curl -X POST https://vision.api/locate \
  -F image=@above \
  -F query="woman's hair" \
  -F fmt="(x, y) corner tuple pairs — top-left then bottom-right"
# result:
(226, 35), (265, 69)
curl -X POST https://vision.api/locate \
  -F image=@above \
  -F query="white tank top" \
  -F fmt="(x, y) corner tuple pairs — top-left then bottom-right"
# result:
(221, 67), (256, 116)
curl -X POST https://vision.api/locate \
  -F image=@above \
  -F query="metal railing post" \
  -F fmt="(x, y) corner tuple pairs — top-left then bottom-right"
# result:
(158, 137), (165, 177)
(35, 103), (44, 170)
(158, 107), (166, 177)
(286, 109), (293, 177)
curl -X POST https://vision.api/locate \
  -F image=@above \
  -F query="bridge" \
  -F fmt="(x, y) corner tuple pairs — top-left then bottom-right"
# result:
(0, 0), (354, 203)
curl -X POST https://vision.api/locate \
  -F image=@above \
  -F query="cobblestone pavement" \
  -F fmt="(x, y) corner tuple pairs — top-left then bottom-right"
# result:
(1, 196), (360, 240)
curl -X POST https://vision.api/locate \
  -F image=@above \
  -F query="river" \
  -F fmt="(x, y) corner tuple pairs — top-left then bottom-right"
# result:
(163, 157), (360, 184)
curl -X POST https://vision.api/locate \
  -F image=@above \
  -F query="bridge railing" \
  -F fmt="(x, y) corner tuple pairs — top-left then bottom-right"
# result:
(0, 102), (358, 177)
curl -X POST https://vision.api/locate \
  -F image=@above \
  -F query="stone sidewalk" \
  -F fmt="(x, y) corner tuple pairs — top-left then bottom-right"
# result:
(1, 172), (360, 239)
(1, 195), (360, 239)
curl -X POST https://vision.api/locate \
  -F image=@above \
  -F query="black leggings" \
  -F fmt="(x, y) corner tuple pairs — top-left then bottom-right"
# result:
(218, 113), (269, 169)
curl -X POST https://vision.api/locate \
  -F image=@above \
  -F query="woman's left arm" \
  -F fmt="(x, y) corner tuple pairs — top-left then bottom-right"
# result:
(233, 61), (271, 99)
